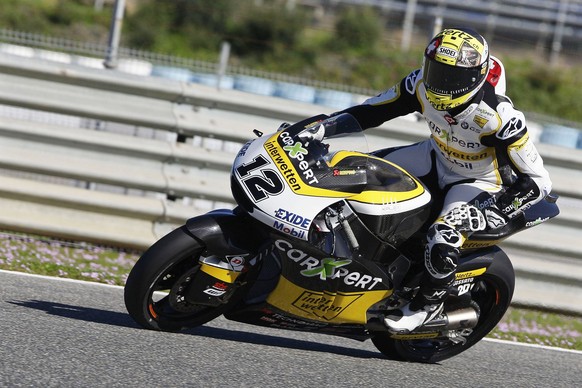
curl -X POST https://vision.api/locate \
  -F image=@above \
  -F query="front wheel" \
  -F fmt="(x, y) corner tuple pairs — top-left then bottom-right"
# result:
(371, 247), (515, 363)
(124, 226), (252, 331)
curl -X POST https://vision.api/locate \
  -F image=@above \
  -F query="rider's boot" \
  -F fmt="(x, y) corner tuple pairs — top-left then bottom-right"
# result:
(385, 222), (463, 334)
(384, 282), (448, 334)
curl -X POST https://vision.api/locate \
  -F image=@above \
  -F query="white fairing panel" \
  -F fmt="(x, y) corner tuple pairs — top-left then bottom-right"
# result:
(232, 134), (340, 241)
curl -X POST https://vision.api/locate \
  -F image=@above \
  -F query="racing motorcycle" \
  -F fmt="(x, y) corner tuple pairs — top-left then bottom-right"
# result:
(124, 113), (559, 363)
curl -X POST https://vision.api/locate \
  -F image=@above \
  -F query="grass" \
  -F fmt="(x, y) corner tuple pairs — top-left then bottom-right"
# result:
(0, 230), (580, 351)
(489, 308), (582, 350)
(0, 231), (138, 286)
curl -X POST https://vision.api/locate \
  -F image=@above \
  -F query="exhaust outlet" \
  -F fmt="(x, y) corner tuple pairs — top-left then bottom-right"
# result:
(443, 307), (479, 330)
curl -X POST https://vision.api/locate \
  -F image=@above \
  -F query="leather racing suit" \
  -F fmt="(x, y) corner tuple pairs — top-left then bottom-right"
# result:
(337, 60), (553, 307)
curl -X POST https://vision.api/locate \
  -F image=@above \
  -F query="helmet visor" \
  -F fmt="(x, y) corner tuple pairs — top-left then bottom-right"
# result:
(423, 58), (485, 98)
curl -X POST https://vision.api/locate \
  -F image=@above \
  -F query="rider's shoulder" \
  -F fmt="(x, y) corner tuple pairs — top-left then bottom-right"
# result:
(494, 101), (527, 141)
(478, 82), (527, 141)
(481, 81), (522, 119)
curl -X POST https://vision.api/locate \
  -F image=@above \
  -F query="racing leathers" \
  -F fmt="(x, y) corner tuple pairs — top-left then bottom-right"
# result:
(336, 63), (552, 332)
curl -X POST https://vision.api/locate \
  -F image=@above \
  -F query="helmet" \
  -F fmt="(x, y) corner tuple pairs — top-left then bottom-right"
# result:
(422, 28), (489, 111)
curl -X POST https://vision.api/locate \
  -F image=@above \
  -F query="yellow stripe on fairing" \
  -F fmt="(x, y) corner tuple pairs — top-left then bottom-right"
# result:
(266, 139), (426, 204)
(200, 263), (240, 283)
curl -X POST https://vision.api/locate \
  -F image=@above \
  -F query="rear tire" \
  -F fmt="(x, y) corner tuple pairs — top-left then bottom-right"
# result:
(124, 226), (250, 331)
(372, 247), (514, 363)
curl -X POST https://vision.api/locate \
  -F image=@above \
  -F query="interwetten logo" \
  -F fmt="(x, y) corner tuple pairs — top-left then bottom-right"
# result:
(264, 140), (302, 192)
(292, 290), (362, 320)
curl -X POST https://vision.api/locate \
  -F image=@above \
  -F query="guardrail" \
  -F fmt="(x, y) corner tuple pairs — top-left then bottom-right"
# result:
(0, 53), (581, 315)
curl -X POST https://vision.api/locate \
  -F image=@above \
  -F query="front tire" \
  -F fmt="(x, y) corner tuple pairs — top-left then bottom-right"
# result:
(124, 226), (250, 331)
(372, 247), (515, 363)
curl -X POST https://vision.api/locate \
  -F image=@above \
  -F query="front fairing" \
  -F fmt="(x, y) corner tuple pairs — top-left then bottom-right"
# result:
(231, 114), (371, 240)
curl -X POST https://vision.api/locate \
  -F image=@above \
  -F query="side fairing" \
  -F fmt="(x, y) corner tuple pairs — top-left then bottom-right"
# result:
(266, 238), (393, 324)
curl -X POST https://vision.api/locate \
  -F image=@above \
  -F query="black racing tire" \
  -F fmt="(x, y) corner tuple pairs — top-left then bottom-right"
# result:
(371, 247), (515, 363)
(124, 226), (250, 332)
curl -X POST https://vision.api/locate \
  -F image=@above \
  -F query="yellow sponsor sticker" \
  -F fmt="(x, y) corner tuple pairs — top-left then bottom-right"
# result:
(292, 290), (363, 320)
(391, 332), (440, 340)
(473, 115), (489, 128)
(455, 267), (487, 280)
(267, 276), (392, 324)
(461, 240), (499, 249)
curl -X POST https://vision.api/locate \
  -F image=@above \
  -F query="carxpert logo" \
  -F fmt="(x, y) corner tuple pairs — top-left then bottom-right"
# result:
(428, 121), (482, 150)
(301, 257), (352, 280)
(282, 142), (308, 158)
(503, 189), (535, 214)
(274, 240), (384, 290)
(278, 131), (319, 185)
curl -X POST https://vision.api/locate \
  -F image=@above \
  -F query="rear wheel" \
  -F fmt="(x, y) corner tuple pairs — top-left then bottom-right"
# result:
(124, 226), (252, 331)
(372, 248), (514, 363)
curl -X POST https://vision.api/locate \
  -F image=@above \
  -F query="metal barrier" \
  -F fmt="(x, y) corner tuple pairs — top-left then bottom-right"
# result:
(0, 54), (581, 314)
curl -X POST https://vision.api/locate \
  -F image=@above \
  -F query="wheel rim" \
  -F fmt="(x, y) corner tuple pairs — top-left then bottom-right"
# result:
(395, 276), (508, 361)
(145, 248), (220, 326)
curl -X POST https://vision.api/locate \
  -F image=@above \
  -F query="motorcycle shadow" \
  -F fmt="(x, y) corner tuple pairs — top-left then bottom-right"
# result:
(8, 299), (137, 329)
(9, 299), (383, 360)
(184, 325), (382, 359)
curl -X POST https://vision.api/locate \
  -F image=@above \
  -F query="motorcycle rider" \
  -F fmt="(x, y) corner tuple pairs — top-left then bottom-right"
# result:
(334, 27), (552, 333)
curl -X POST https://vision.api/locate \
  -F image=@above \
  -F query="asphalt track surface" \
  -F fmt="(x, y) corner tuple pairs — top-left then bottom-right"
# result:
(1, 270), (580, 387)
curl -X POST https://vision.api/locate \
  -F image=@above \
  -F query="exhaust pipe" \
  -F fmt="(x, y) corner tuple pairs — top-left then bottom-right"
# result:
(443, 307), (479, 330)
(422, 307), (479, 331)
(374, 306), (480, 334)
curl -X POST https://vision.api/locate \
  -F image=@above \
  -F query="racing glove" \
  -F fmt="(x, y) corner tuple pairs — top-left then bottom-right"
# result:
(442, 204), (486, 233)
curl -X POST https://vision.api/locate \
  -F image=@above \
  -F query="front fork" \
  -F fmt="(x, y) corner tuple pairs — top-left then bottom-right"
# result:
(183, 254), (253, 306)
(180, 209), (268, 306)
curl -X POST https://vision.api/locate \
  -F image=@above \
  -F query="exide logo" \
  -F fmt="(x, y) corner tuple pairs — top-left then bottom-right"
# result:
(274, 208), (311, 229)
